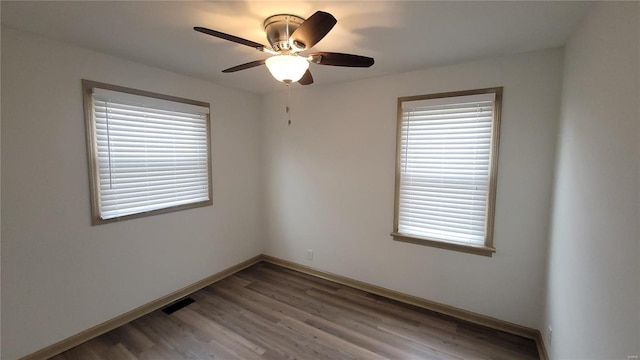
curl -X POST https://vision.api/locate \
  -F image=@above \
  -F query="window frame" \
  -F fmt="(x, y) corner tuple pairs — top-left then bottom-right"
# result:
(82, 79), (213, 225)
(391, 87), (503, 257)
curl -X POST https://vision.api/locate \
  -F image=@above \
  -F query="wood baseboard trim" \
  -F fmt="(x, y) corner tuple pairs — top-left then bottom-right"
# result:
(20, 254), (550, 360)
(19, 254), (263, 360)
(262, 255), (548, 359)
(535, 331), (550, 360)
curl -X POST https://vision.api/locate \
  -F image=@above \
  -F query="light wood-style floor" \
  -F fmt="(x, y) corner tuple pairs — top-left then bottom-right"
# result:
(51, 262), (539, 360)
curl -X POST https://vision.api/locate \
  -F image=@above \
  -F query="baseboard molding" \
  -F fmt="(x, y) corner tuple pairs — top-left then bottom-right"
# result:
(535, 331), (550, 360)
(19, 254), (263, 360)
(21, 253), (550, 360)
(262, 255), (549, 359)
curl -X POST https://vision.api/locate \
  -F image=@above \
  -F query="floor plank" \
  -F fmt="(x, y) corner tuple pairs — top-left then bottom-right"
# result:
(50, 262), (539, 360)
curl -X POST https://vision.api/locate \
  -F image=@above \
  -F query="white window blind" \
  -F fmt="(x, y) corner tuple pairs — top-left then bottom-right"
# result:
(90, 87), (211, 221)
(397, 92), (497, 246)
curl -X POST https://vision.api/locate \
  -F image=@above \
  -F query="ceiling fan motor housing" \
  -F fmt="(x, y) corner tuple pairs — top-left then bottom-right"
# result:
(264, 14), (306, 52)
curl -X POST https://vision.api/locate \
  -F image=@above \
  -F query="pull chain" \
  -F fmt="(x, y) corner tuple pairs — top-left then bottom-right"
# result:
(286, 83), (291, 126)
(285, 16), (292, 126)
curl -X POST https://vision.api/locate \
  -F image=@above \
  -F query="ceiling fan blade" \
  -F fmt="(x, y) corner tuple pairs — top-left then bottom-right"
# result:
(298, 69), (314, 85)
(289, 11), (337, 50)
(222, 59), (266, 73)
(310, 52), (374, 67)
(194, 27), (269, 52)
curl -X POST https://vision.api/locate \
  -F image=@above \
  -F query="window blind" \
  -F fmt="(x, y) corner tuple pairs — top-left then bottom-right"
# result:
(92, 89), (210, 220)
(397, 92), (496, 245)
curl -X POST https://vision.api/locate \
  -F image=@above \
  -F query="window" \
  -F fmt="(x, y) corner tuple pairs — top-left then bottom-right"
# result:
(392, 87), (502, 256)
(83, 80), (212, 225)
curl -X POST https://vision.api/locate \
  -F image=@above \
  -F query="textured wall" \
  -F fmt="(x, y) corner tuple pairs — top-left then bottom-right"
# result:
(544, 2), (640, 358)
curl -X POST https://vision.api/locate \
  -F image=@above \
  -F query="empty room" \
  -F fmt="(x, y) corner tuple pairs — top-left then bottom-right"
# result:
(1, 1), (638, 359)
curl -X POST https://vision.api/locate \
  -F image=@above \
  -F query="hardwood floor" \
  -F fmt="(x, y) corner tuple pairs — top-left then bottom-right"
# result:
(51, 262), (539, 360)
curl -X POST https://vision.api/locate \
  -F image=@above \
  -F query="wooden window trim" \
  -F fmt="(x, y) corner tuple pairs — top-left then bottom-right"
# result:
(392, 87), (503, 257)
(82, 79), (213, 225)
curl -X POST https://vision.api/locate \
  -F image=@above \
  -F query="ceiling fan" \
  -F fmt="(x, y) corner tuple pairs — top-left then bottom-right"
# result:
(194, 11), (374, 86)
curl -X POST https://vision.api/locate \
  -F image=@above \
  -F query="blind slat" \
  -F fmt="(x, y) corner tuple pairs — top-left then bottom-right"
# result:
(397, 92), (498, 246)
(93, 90), (210, 220)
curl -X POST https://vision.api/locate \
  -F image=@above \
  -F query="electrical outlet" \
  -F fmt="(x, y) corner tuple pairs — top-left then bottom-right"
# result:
(547, 327), (552, 345)
(306, 249), (313, 261)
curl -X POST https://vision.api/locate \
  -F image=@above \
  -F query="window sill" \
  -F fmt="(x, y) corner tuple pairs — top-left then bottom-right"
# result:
(390, 232), (495, 257)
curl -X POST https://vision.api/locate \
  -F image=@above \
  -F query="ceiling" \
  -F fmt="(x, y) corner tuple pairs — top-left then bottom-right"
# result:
(1, 1), (592, 94)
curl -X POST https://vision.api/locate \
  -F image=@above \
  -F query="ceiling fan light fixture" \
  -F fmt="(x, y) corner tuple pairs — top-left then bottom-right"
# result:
(195, 11), (373, 87)
(265, 55), (309, 83)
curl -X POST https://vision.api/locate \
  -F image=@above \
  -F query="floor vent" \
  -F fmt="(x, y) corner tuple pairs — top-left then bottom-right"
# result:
(162, 297), (195, 315)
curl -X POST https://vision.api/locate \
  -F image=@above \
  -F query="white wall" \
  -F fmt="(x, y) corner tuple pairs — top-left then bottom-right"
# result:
(543, 2), (640, 359)
(262, 48), (564, 328)
(1, 28), (264, 360)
